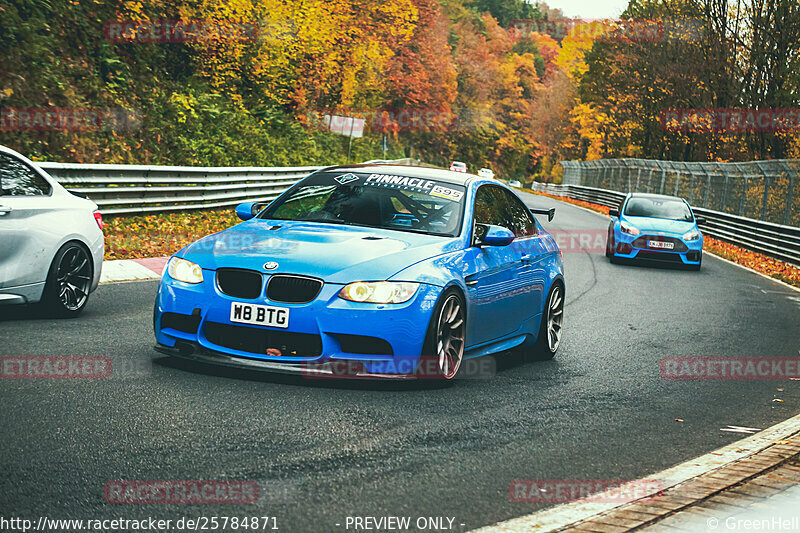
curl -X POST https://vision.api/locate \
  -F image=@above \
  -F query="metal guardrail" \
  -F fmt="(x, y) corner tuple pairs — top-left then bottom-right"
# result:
(39, 162), (322, 216)
(38, 158), (424, 216)
(531, 182), (800, 266)
(560, 158), (799, 227)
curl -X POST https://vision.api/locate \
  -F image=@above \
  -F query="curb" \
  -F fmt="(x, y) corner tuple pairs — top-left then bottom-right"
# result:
(100, 257), (168, 283)
(471, 413), (800, 532)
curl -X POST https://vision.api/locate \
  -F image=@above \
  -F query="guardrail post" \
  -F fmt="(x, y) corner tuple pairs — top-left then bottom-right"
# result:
(739, 175), (748, 216)
(784, 161), (795, 226)
(703, 168), (711, 208)
(688, 171), (695, 203)
(674, 171), (681, 197)
(721, 165), (729, 212)
(660, 169), (666, 194)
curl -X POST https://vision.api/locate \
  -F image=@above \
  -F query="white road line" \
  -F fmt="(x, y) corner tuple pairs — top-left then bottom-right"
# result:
(471, 412), (800, 533)
(720, 425), (762, 434)
(705, 253), (800, 294)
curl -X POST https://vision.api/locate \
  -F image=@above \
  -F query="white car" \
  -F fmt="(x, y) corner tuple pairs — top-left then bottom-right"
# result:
(478, 168), (495, 179)
(0, 145), (104, 316)
(449, 161), (467, 173)
(508, 180), (522, 187)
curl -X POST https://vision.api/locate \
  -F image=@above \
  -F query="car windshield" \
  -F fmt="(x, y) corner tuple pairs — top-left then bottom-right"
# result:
(624, 197), (694, 222)
(259, 170), (466, 237)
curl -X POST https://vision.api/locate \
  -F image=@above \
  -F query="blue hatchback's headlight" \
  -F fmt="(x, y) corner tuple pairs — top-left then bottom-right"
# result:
(339, 282), (419, 304)
(167, 257), (204, 284)
(620, 221), (640, 236)
(682, 230), (701, 241)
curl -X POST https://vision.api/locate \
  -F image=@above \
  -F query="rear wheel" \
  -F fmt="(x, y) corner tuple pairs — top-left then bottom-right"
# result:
(421, 289), (465, 380)
(40, 242), (93, 318)
(523, 283), (564, 361)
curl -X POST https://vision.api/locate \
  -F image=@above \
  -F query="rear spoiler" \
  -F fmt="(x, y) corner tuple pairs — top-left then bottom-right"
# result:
(530, 207), (555, 222)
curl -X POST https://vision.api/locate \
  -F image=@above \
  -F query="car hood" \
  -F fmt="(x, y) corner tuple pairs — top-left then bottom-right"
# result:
(178, 218), (462, 284)
(622, 216), (696, 235)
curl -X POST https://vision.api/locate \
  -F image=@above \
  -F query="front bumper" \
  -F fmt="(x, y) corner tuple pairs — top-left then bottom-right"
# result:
(154, 342), (417, 379)
(154, 271), (442, 377)
(612, 230), (703, 264)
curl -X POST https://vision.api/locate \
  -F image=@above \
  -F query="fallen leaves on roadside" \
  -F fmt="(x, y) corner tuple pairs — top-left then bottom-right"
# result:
(103, 210), (240, 260)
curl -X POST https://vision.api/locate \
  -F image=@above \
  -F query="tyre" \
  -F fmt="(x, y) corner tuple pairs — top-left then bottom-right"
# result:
(523, 282), (564, 361)
(605, 227), (613, 257)
(689, 254), (702, 271)
(40, 242), (93, 318)
(420, 288), (466, 380)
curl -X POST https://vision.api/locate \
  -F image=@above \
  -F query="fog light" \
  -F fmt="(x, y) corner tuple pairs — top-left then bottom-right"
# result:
(687, 251), (700, 261)
(617, 243), (633, 254)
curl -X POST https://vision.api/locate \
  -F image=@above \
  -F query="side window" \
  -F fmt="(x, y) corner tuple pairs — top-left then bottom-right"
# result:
(499, 189), (537, 237)
(473, 185), (507, 227)
(473, 185), (535, 240)
(0, 153), (51, 196)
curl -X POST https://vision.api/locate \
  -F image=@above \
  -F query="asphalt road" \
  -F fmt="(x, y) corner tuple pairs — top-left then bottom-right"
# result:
(1, 194), (799, 532)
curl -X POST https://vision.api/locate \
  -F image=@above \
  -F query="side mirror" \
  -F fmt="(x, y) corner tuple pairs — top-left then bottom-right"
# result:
(235, 202), (266, 221)
(609, 209), (619, 217)
(475, 224), (515, 247)
(695, 216), (707, 225)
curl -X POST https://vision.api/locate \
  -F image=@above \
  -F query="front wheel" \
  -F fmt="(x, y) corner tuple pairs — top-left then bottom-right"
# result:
(40, 242), (93, 318)
(421, 289), (466, 380)
(523, 283), (564, 361)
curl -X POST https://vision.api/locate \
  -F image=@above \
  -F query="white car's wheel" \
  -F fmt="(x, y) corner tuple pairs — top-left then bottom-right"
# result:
(41, 242), (93, 317)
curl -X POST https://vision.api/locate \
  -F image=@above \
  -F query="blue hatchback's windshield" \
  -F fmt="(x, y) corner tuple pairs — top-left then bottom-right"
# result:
(260, 171), (466, 237)
(624, 197), (694, 222)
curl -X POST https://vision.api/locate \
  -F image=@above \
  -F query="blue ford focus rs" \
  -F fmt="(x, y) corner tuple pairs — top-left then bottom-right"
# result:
(606, 193), (706, 270)
(154, 165), (564, 380)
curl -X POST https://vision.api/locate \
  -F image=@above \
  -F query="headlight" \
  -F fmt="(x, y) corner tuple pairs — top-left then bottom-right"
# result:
(339, 282), (419, 304)
(682, 230), (701, 241)
(167, 257), (204, 284)
(620, 221), (640, 236)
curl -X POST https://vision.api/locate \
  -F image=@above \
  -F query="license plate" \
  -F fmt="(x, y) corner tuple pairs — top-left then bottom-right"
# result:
(648, 240), (674, 250)
(230, 302), (289, 328)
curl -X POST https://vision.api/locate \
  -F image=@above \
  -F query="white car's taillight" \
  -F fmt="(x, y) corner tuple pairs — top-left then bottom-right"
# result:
(93, 210), (104, 230)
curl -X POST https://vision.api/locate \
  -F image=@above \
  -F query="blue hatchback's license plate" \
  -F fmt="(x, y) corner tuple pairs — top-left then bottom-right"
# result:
(648, 240), (674, 250)
(230, 302), (289, 328)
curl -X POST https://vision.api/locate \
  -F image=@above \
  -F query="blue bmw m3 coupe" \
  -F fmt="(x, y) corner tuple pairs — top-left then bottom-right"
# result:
(606, 193), (706, 269)
(154, 165), (565, 380)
